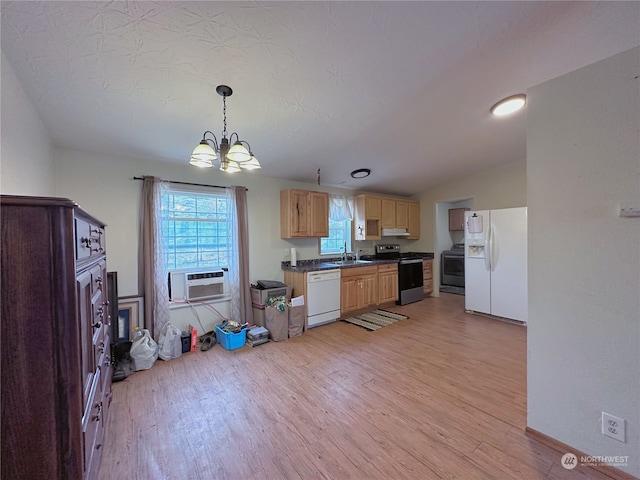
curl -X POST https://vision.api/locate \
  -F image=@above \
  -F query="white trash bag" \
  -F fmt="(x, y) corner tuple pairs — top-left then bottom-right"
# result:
(158, 323), (183, 361)
(129, 328), (159, 371)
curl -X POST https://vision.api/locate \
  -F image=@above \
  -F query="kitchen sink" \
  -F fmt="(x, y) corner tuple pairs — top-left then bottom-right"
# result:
(329, 260), (373, 266)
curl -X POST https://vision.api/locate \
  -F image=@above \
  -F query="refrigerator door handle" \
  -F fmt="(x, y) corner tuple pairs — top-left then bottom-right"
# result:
(484, 225), (491, 271)
(489, 224), (496, 272)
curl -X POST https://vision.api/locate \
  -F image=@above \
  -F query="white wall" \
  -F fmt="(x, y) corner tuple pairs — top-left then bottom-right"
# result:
(0, 52), (54, 195)
(417, 157), (527, 252)
(52, 147), (365, 296)
(527, 47), (639, 477)
(416, 157), (527, 293)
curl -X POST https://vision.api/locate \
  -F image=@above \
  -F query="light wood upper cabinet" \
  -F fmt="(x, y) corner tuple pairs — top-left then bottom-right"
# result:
(395, 201), (409, 229)
(309, 191), (329, 237)
(354, 195), (382, 240)
(355, 194), (420, 239)
(381, 198), (396, 228)
(280, 189), (329, 238)
(448, 208), (469, 231)
(365, 195), (381, 219)
(407, 201), (420, 239)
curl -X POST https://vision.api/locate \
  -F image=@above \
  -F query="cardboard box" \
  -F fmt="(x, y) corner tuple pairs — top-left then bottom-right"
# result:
(250, 285), (292, 306)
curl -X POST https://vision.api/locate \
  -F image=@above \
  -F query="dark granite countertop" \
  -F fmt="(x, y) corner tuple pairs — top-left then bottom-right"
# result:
(281, 252), (433, 273)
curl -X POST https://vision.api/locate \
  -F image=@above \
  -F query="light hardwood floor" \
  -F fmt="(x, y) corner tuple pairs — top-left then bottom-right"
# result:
(99, 293), (614, 480)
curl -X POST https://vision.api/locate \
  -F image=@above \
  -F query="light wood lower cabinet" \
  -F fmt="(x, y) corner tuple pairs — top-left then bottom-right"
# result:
(378, 263), (398, 304)
(340, 265), (378, 315)
(423, 259), (433, 296)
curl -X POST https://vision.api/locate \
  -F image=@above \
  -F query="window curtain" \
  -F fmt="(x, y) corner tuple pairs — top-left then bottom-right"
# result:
(226, 186), (253, 325)
(329, 195), (353, 221)
(138, 176), (171, 339)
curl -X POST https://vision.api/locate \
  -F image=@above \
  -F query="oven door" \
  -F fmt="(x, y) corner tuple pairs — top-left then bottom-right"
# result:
(441, 252), (465, 287)
(398, 258), (424, 291)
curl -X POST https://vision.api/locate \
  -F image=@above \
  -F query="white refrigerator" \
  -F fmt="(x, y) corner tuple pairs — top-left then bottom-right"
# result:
(464, 207), (528, 323)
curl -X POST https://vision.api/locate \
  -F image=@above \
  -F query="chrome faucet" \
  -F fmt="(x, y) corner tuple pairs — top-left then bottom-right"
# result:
(341, 241), (347, 262)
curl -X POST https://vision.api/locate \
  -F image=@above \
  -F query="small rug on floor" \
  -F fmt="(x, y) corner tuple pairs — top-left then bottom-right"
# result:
(341, 309), (408, 331)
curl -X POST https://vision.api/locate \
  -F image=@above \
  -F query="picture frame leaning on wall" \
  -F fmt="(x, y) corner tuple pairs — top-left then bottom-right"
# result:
(117, 295), (144, 341)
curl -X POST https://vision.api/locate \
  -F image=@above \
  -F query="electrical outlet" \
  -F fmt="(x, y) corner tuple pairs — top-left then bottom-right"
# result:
(602, 412), (625, 442)
(284, 248), (290, 259)
(619, 202), (640, 217)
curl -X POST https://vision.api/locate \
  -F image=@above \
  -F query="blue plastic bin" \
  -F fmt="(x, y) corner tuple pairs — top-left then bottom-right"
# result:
(215, 325), (247, 350)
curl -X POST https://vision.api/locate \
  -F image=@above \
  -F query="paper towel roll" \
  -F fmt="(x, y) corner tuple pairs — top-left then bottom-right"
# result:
(290, 247), (297, 266)
(468, 215), (483, 233)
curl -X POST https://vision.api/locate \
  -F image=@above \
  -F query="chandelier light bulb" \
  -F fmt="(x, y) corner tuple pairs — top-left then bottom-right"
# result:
(226, 141), (251, 162)
(220, 159), (241, 173)
(189, 141), (216, 167)
(240, 155), (261, 170)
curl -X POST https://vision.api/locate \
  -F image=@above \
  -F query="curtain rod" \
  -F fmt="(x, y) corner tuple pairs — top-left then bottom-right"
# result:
(132, 176), (247, 190)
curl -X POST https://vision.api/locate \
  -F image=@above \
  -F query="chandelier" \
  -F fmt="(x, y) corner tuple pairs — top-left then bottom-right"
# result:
(189, 85), (260, 173)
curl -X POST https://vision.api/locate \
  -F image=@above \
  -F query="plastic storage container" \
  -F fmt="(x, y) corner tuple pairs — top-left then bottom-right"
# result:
(215, 325), (247, 350)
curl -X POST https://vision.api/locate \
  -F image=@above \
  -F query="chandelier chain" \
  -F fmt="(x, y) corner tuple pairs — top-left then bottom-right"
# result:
(222, 95), (228, 138)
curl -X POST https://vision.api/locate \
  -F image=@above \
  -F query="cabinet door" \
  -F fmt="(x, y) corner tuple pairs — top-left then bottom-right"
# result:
(448, 208), (468, 231)
(381, 198), (396, 228)
(309, 191), (329, 237)
(361, 274), (378, 307)
(407, 202), (420, 239)
(395, 201), (408, 229)
(378, 271), (398, 304)
(77, 269), (95, 408)
(291, 190), (311, 236)
(365, 195), (381, 219)
(423, 259), (433, 295)
(340, 277), (360, 314)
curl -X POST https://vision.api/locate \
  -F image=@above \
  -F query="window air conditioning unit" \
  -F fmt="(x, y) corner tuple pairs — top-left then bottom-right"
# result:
(168, 268), (226, 302)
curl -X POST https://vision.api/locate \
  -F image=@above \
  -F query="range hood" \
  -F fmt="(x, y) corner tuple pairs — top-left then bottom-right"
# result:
(381, 228), (410, 236)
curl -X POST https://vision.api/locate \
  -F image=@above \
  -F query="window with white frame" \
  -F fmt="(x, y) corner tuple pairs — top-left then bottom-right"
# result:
(320, 218), (353, 255)
(160, 188), (230, 270)
(320, 195), (354, 256)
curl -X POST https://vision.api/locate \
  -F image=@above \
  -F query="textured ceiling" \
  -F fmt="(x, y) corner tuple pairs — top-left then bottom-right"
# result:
(2, 1), (639, 196)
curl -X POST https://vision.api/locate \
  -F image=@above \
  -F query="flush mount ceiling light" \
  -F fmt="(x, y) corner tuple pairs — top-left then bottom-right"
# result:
(490, 94), (527, 117)
(350, 168), (371, 179)
(189, 85), (260, 173)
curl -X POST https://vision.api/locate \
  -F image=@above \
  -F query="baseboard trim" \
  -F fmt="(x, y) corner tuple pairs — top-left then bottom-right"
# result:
(525, 427), (638, 480)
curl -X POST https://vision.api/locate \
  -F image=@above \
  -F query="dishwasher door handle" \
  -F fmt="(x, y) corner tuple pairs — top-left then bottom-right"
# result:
(307, 269), (341, 282)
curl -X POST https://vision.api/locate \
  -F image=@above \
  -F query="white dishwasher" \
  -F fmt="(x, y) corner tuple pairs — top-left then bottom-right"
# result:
(306, 269), (341, 328)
